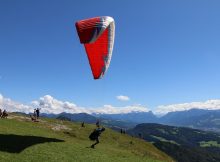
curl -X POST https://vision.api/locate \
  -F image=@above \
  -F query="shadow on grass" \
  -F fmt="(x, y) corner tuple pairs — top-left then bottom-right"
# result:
(0, 134), (64, 153)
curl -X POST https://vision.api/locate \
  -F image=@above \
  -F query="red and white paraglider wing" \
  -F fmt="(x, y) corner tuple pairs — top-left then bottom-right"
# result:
(75, 16), (115, 79)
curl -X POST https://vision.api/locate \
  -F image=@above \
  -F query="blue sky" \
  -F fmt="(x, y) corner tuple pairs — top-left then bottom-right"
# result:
(0, 0), (220, 112)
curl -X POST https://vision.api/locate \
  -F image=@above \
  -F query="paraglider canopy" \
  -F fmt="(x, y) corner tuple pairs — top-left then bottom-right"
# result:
(75, 16), (115, 79)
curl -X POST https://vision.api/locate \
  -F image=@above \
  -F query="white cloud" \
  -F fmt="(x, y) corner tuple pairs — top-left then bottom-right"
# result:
(89, 104), (149, 114)
(0, 93), (32, 114)
(2, 93), (220, 116)
(154, 99), (220, 116)
(32, 95), (148, 114)
(0, 94), (3, 104)
(116, 95), (130, 101)
(31, 95), (89, 114)
(0, 94), (149, 114)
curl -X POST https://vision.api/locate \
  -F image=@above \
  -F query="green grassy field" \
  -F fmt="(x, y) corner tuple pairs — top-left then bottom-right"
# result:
(0, 114), (174, 162)
(199, 141), (220, 147)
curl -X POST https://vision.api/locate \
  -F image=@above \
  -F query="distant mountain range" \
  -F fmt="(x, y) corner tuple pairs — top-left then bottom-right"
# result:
(56, 112), (97, 123)
(40, 108), (220, 132)
(93, 111), (157, 123)
(127, 123), (220, 162)
(159, 109), (220, 132)
(41, 112), (137, 130)
(95, 109), (220, 132)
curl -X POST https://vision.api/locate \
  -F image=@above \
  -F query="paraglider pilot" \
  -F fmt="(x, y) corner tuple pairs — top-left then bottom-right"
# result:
(89, 126), (105, 149)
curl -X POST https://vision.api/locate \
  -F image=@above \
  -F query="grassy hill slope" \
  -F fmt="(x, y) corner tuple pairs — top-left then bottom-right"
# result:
(0, 114), (173, 162)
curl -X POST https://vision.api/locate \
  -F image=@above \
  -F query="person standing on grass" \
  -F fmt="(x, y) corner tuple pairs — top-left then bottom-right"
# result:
(120, 128), (123, 134)
(33, 109), (37, 119)
(81, 121), (85, 127)
(36, 108), (40, 119)
(2, 109), (8, 118)
(96, 120), (100, 127)
(30, 109), (37, 121)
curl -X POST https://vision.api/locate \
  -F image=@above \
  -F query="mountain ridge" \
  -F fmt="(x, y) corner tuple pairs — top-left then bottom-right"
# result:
(127, 123), (220, 162)
(33, 108), (220, 132)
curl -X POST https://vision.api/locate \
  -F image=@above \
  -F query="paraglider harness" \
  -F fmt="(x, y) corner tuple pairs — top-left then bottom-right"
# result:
(89, 127), (105, 141)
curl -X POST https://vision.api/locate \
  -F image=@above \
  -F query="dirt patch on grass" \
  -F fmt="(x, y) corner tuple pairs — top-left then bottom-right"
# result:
(51, 124), (72, 131)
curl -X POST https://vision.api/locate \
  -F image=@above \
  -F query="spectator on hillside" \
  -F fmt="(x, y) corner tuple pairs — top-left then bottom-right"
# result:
(0, 109), (2, 118)
(36, 108), (40, 119)
(81, 121), (85, 127)
(138, 133), (142, 138)
(96, 120), (100, 127)
(120, 128), (123, 134)
(30, 109), (37, 121)
(34, 109), (37, 118)
(2, 109), (8, 118)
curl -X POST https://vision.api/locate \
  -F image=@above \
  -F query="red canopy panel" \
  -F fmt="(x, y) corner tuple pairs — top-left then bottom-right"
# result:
(75, 16), (115, 79)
